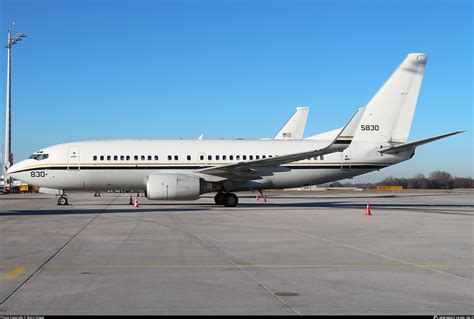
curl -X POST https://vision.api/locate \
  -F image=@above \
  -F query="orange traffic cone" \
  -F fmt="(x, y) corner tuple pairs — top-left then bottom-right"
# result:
(365, 202), (372, 216)
(134, 198), (139, 208)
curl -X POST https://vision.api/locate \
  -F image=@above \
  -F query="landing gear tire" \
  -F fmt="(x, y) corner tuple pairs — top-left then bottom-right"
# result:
(224, 193), (238, 207)
(214, 192), (226, 205)
(57, 196), (69, 206)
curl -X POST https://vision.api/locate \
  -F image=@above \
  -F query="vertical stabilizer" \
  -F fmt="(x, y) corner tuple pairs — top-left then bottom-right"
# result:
(353, 53), (428, 144)
(274, 107), (309, 139)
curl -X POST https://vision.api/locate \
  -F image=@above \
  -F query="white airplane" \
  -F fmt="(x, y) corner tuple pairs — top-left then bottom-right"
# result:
(201, 106), (310, 141)
(273, 106), (309, 140)
(7, 53), (463, 207)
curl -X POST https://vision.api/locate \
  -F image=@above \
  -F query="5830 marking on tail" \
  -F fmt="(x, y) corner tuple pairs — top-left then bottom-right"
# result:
(361, 125), (379, 131)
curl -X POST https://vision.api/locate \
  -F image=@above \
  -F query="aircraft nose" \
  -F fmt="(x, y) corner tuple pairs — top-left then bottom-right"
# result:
(7, 162), (24, 177)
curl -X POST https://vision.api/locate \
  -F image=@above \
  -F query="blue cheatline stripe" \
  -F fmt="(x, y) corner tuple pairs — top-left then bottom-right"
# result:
(334, 140), (352, 144)
(12, 164), (388, 173)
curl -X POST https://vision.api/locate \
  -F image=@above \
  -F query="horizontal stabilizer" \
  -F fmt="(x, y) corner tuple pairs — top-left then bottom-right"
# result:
(378, 131), (465, 155)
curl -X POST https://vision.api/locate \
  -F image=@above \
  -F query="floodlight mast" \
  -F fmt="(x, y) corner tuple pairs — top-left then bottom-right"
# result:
(3, 23), (26, 193)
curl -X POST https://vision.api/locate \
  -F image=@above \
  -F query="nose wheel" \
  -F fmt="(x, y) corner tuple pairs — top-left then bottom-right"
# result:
(214, 192), (238, 207)
(57, 196), (69, 206)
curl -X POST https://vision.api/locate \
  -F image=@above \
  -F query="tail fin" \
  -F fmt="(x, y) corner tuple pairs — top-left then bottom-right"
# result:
(353, 53), (428, 144)
(274, 107), (309, 139)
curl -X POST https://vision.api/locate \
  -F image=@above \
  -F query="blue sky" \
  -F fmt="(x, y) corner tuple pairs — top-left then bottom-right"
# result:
(0, 0), (472, 182)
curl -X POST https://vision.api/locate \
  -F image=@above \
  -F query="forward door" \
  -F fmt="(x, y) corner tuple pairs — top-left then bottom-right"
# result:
(68, 146), (81, 170)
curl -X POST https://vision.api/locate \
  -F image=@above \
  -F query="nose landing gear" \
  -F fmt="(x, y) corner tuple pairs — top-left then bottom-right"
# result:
(57, 195), (69, 206)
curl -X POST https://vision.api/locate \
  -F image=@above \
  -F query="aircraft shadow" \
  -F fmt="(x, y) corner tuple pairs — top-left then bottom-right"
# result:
(1, 202), (472, 217)
(0, 208), (205, 216)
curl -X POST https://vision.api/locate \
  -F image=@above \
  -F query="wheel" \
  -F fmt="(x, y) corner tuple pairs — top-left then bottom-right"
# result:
(57, 196), (68, 206)
(214, 192), (226, 205)
(224, 193), (238, 207)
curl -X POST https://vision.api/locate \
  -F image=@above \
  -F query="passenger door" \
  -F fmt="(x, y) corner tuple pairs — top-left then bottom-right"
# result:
(68, 146), (81, 171)
(341, 149), (351, 171)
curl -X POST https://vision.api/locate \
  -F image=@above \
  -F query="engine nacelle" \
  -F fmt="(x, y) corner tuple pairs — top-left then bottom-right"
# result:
(146, 173), (201, 200)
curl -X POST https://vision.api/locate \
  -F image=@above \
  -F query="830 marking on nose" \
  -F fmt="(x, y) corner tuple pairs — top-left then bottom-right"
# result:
(31, 171), (46, 177)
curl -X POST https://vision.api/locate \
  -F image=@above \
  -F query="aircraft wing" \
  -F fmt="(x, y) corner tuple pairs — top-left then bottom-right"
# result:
(196, 110), (360, 179)
(378, 131), (465, 155)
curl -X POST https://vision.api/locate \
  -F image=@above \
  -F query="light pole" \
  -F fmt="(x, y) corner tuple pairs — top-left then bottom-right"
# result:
(3, 23), (26, 193)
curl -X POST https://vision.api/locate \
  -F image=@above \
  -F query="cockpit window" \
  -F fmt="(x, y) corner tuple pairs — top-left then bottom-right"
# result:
(29, 153), (49, 161)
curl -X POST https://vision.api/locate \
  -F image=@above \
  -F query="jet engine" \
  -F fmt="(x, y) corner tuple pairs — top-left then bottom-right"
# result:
(146, 173), (201, 200)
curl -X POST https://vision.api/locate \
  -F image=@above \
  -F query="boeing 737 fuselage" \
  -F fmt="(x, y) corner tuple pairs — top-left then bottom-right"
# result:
(7, 53), (463, 206)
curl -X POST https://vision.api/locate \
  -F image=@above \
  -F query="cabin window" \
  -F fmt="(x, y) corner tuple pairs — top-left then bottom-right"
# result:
(243, 155), (247, 160)
(120, 155), (124, 160)
(208, 155), (212, 161)
(114, 155), (118, 161)
(262, 155), (266, 159)
(249, 155), (253, 160)
(269, 155), (273, 158)
(174, 155), (178, 160)
(148, 155), (152, 161)
(100, 156), (104, 161)
(134, 155), (138, 161)
(216, 155), (220, 160)
(154, 155), (159, 160)
(236, 155), (240, 160)
(168, 155), (172, 161)
(126, 155), (130, 161)
(187, 155), (191, 161)
(200, 155), (204, 160)
(93, 156), (97, 161)
(222, 155), (227, 160)
(256, 155), (260, 160)
(107, 155), (111, 161)
(229, 155), (234, 160)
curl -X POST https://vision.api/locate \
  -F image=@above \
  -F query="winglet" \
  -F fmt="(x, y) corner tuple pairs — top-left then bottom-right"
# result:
(331, 107), (366, 146)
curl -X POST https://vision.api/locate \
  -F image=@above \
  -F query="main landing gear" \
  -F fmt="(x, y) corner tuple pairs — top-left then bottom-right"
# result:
(214, 192), (239, 207)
